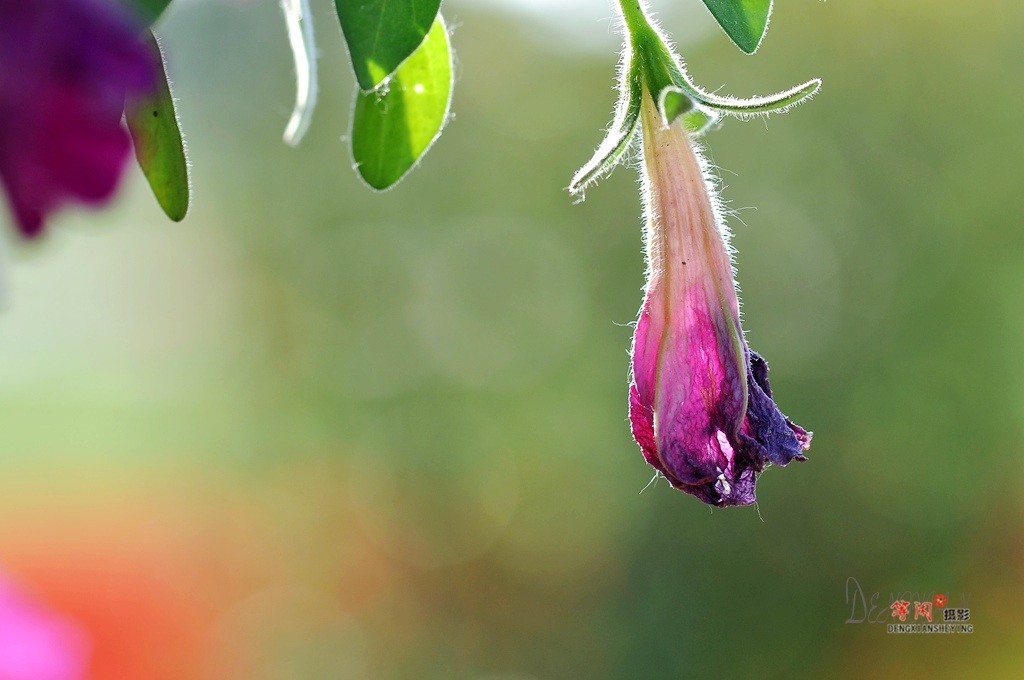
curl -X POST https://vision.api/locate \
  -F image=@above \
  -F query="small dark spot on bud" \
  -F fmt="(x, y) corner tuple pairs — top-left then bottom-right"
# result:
(152, 110), (158, 117)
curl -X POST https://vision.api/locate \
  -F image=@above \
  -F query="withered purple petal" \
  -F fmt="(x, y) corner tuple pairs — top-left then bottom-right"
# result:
(743, 350), (812, 467)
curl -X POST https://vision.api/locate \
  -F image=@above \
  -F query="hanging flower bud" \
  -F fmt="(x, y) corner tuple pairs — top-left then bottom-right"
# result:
(0, 0), (154, 237)
(629, 90), (810, 507)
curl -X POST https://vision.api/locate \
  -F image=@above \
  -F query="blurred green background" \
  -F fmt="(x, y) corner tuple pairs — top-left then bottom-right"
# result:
(2, 0), (1023, 677)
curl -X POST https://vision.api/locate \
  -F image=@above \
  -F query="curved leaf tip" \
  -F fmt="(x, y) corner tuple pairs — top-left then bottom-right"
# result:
(281, 0), (318, 146)
(700, 0), (773, 54)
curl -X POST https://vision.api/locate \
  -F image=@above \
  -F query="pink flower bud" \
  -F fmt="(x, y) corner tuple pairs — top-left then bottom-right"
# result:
(629, 91), (810, 506)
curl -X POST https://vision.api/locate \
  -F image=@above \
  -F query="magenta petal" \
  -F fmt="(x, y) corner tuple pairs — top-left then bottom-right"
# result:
(629, 282), (758, 506)
(43, 89), (133, 202)
(629, 382), (661, 473)
(0, 0), (154, 237)
(656, 287), (743, 480)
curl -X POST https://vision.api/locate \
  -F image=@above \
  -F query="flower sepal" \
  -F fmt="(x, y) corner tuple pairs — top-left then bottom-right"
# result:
(569, 0), (819, 196)
(568, 52), (643, 195)
(629, 3), (820, 125)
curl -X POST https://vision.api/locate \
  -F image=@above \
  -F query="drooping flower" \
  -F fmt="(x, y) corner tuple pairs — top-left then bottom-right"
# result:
(0, 573), (89, 680)
(0, 0), (154, 237)
(629, 90), (810, 507)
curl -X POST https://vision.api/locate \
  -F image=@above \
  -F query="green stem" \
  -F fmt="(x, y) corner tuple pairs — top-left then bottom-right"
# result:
(617, 0), (651, 40)
(616, 1), (670, 76)
(617, 0), (680, 102)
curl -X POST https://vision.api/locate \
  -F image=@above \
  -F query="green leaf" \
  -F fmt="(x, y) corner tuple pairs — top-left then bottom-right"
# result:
(281, 0), (318, 146)
(700, 0), (772, 54)
(120, 0), (173, 25)
(126, 31), (190, 221)
(569, 55), (643, 196)
(351, 16), (452, 191)
(335, 0), (442, 91)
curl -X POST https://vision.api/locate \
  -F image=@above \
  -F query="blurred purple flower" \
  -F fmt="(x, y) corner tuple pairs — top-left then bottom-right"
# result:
(629, 92), (811, 507)
(0, 0), (153, 237)
(0, 574), (88, 680)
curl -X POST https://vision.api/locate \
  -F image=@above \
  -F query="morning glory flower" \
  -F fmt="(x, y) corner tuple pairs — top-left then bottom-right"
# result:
(628, 91), (811, 506)
(569, 1), (818, 505)
(0, 0), (153, 237)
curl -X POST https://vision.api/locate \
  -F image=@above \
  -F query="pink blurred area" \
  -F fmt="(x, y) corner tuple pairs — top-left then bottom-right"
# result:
(0, 573), (87, 680)
(0, 460), (439, 678)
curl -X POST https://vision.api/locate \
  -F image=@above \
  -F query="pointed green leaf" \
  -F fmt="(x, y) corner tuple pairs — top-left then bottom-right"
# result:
(351, 16), (451, 191)
(126, 31), (190, 221)
(569, 56), (643, 195)
(335, 0), (442, 91)
(700, 0), (772, 54)
(281, 0), (318, 146)
(120, 0), (173, 25)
